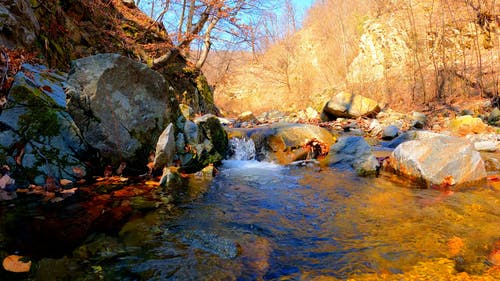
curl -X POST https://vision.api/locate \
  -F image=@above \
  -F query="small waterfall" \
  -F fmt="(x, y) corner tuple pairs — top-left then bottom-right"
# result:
(228, 137), (256, 160)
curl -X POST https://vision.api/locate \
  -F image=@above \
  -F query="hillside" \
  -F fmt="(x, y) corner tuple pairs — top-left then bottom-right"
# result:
(0, 0), (217, 114)
(214, 0), (499, 116)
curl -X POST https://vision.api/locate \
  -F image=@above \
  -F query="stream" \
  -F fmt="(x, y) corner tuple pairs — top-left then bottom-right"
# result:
(1, 138), (500, 280)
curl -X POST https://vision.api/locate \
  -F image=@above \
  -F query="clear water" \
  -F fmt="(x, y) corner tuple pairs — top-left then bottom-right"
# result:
(1, 139), (500, 280)
(99, 160), (499, 280)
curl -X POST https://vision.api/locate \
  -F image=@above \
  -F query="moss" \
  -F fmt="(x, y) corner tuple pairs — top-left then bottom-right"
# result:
(11, 86), (61, 140)
(201, 117), (228, 156)
(195, 74), (214, 105)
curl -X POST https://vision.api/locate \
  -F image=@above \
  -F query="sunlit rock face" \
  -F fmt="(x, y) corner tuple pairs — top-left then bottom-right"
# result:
(347, 19), (410, 85)
(66, 53), (180, 171)
(0, 64), (88, 186)
(321, 91), (381, 120)
(385, 136), (486, 188)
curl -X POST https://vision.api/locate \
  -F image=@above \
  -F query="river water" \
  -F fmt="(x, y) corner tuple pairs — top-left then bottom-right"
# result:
(1, 138), (500, 280)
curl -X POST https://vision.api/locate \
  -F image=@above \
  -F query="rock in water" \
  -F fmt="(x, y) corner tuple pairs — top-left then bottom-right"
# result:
(177, 114), (228, 173)
(321, 91), (380, 120)
(66, 54), (179, 170)
(227, 123), (336, 164)
(324, 136), (379, 176)
(182, 230), (239, 259)
(385, 136), (486, 187)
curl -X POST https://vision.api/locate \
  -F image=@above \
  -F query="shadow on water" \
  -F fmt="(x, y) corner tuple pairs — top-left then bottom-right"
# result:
(1, 158), (500, 280)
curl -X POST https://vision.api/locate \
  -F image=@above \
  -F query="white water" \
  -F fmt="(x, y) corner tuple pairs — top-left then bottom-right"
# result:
(227, 137), (256, 161)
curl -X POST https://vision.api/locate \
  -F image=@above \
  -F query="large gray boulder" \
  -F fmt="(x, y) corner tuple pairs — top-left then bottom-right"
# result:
(0, 64), (88, 185)
(321, 91), (380, 120)
(66, 53), (180, 171)
(385, 136), (486, 187)
(324, 136), (379, 176)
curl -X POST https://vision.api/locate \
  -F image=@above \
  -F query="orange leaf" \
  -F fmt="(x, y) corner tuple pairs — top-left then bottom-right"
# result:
(3, 255), (31, 273)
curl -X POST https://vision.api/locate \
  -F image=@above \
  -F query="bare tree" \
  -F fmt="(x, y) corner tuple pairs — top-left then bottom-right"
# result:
(138, 0), (279, 70)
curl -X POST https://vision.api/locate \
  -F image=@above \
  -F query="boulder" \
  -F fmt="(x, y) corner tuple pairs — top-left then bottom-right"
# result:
(324, 136), (379, 176)
(381, 130), (445, 149)
(381, 125), (400, 140)
(153, 123), (175, 168)
(488, 108), (500, 124)
(66, 54), (180, 171)
(447, 115), (488, 136)
(384, 136), (486, 187)
(227, 123), (336, 164)
(321, 91), (380, 120)
(177, 114), (228, 173)
(465, 133), (499, 152)
(238, 111), (257, 123)
(473, 141), (497, 152)
(412, 111), (426, 129)
(0, 64), (88, 185)
(368, 119), (383, 137)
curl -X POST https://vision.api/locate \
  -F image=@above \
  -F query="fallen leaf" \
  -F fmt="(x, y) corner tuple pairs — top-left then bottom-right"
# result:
(3, 255), (31, 272)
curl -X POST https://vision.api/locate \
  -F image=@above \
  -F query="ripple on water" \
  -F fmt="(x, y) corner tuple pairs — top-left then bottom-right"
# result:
(23, 161), (499, 281)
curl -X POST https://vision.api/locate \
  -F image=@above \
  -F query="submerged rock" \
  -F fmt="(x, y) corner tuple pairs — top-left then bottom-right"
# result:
(182, 230), (239, 259)
(324, 136), (379, 176)
(385, 136), (486, 187)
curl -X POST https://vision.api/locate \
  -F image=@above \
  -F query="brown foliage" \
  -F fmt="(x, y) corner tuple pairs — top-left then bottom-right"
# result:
(214, 0), (499, 115)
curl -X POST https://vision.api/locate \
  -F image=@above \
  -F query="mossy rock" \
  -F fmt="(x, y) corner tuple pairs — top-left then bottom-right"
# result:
(0, 64), (88, 185)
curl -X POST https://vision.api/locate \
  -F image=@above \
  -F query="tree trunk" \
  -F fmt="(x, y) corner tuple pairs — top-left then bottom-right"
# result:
(195, 18), (218, 70)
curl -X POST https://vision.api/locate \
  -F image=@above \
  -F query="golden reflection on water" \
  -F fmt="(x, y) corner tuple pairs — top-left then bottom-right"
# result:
(110, 163), (500, 280)
(296, 169), (500, 280)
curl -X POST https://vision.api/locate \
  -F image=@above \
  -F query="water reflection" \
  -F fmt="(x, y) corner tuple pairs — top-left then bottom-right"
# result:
(101, 160), (500, 280)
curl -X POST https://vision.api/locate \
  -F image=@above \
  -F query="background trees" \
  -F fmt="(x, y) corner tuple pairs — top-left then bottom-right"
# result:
(138, 0), (282, 70)
(213, 0), (499, 115)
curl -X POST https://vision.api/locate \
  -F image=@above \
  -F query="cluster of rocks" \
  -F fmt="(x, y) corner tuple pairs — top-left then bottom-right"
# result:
(223, 90), (500, 189)
(0, 54), (227, 199)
